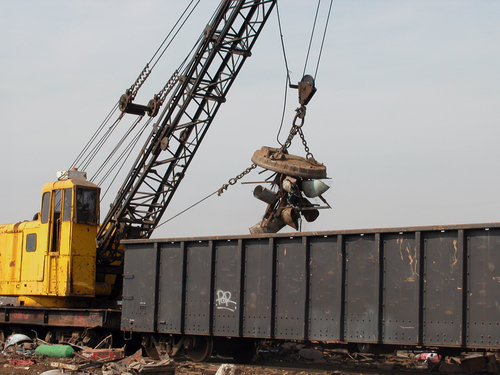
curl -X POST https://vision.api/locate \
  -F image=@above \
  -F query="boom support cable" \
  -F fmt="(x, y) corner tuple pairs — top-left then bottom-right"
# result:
(302, 0), (321, 78)
(69, 1), (203, 188)
(314, 0), (334, 80)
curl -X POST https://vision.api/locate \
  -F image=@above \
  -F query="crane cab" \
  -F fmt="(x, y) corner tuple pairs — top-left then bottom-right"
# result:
(0, 170), (100, 307)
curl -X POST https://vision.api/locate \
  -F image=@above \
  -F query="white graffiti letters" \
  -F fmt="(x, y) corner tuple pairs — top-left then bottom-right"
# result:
(216, 290), (237, 312)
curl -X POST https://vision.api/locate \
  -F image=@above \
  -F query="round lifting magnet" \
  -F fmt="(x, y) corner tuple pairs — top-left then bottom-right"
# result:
(251, 146), (327, 179)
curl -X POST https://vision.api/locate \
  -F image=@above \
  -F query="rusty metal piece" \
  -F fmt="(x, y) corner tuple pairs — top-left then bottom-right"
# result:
(249, 216), (286, 234)
(299, 197), (320, 222)
(280, 207), (299, 230)
(0, 306), (121, 330)
(80, 347), (125, 362)
(251, 146), (326, 179)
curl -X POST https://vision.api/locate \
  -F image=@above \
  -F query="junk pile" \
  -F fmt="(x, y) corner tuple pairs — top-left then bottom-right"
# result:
(0, 333), (174, 375)
(1, 333), (500, 374)
(255, 341), (500, 374)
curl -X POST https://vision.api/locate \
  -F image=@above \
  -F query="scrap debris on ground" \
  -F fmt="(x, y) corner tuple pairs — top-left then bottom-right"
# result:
(0, 335), (499, 375)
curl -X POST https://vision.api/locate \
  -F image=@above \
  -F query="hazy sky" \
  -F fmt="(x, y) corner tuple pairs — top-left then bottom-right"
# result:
(1, 1), (499, 238)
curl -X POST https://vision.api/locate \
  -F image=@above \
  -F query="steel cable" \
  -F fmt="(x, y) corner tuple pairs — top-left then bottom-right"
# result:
(275, 2), (291, 147)
(314, 0), (334, 80)
(302, 0), (321, 78)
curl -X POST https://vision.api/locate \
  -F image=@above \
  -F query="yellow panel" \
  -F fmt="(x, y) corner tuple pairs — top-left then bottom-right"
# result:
(20, 230), (45, 282)
(70, 224), (97, 296)
(0, 231), (22, 283)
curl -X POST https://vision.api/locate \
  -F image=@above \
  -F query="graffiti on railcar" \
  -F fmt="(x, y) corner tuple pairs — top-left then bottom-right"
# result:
(216, 290), (237, 312)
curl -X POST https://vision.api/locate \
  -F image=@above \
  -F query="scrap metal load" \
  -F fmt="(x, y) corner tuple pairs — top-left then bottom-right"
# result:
(250, 75), (330, 234)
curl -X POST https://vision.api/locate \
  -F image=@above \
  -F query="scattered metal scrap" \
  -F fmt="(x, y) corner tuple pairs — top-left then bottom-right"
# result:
(2, 332), (500, 374)
(254, 341), (500, 374)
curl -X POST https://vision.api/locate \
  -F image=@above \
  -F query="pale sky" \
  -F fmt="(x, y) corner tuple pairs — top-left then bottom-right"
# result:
(1, 1), (499, 238)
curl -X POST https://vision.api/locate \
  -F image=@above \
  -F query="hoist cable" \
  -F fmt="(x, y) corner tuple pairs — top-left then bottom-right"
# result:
(275, 2), (291, 146)
(99, 121), (150, 200)
(149, 0), (201, 71)
(302, 0), (321, 78)
(314, 0), (334, 80)
(148, 0), (199, 66)
(276, 75), (289, 147)
(70, 103), (119, 170)
(79, 114), (124, 172)
(90, 116), (147, 183)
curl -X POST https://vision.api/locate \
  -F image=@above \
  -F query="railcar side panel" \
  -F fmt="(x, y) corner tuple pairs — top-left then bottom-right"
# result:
(422, 230), (463, 347)
(466, 228), (500, 348)
(157, 242), (185, 334)
(184, 241), (212, 335)
(275, 237), (307, 339)
(382, 232), (419, 345)
(344, 234), (380, 343)
(121, 243), (157, 332)
(308, 235), (343, 341)
(213, 240), (242, 336)
(243, 239), (274, 338)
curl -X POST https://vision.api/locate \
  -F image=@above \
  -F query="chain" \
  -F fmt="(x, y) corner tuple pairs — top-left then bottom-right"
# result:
(217, 164), (257, 195)
(298, 127), (316, 161)
(156, 70), (180, 107)
(124, 68), (179, 117)
(145, 70), (181, 117)
(280, 106), (305, 153)
(278, 105), (318, 164)
(128, 64), (152, 100)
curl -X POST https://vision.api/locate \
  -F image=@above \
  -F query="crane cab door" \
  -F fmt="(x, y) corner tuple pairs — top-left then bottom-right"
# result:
(49, 188), (69, 294)
(35, 188), (73, 294)
(34, 185), (98, 297)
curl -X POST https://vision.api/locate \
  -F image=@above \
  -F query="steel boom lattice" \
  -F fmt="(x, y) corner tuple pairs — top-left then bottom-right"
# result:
(95, 0), (276, 274)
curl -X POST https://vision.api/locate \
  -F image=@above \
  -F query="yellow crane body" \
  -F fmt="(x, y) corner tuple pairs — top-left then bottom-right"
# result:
(0, 172), (101, 307)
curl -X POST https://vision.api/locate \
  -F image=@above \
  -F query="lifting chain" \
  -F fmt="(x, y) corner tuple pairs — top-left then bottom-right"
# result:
(280, 105), (305, 152)
(278, 105), (319, 164)
(217, 164), (257, 195)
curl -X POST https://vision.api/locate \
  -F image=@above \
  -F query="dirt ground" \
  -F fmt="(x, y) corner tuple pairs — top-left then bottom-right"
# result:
(0, 343), (498, 375)
(0, 354), (403, 375)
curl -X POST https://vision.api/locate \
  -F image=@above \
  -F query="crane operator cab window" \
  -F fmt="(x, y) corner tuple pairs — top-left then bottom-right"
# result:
(41, 189), (66, 253)
(76, 188), (98, 225)
(40, 186), (99, 254)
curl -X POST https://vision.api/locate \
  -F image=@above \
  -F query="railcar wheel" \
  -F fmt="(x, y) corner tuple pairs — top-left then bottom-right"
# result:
(186, 336), (213, 363)
(357, 343), (371, 353)
(232, 340), (257, 364)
